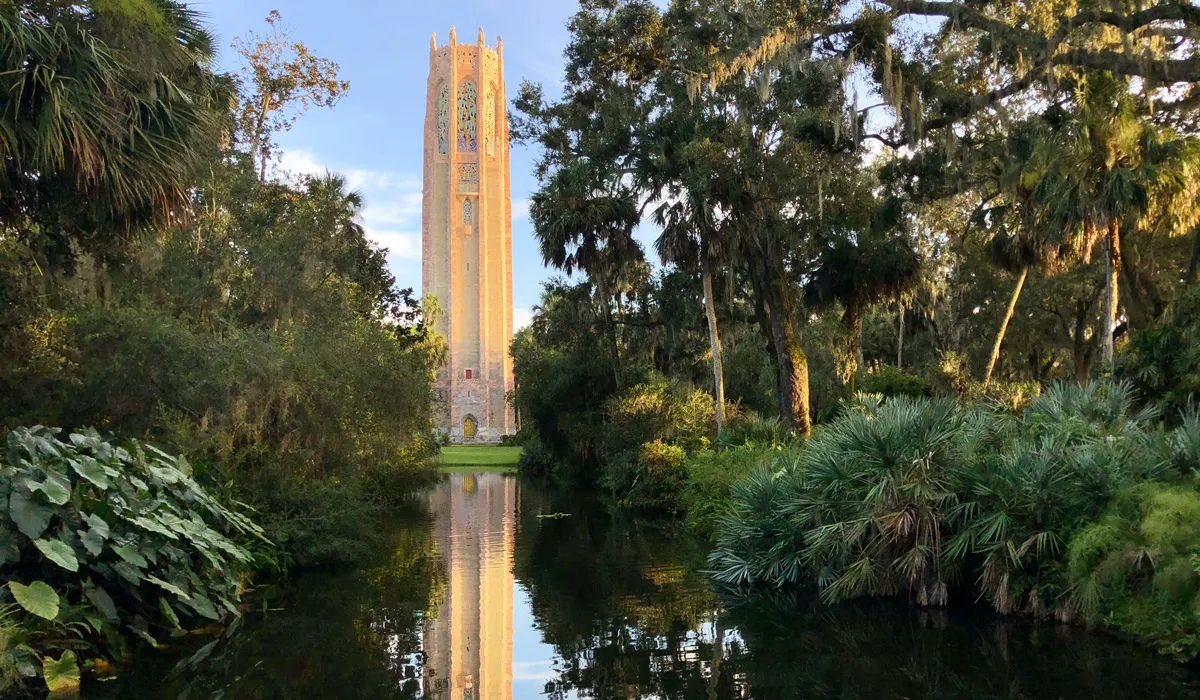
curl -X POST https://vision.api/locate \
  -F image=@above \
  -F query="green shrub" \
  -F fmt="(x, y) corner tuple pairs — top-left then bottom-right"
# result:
(682, 446), (777, 537)
(707, 454), (808, 587)
(710, 385), (1154, 603)
(1068, 483), (1200, 659)
(619, 440), (688, 514)
(1162, 409), (1200, 474)
(517, 436), (563, 478)
(499, 433), (525, 447)
(718, 413), (788, 449)
(951, 382), (1165, 615)
(0, 426), (263, 693)
(601, 379), (714, 460)
(928, 351), (1041, 411)
(711, 397), (991, 602)
(858, 365), (931, 398)
(598, 378), (715, 502)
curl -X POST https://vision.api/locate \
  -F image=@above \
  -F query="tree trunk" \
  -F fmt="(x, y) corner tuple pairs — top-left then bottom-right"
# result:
(896, 300), (905, 368)
(254, 94), (274, 182)
(1073, 302), (1092, 384)
(982, 265), (1029, 389)
(1103, 221), (1122, 375)
(598, 281), (622, 393)
(763, 287), (811, 436)
(744, 224), (812, 435)
(841, 298), (863, 391)
(702, 265), (726, 436)
(773, 320), (812, 437)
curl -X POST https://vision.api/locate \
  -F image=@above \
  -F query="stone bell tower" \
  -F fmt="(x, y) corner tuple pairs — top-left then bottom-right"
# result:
(422, 27), (516, 443)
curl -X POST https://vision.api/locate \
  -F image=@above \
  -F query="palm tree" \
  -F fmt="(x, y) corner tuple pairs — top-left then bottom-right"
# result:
(644, 106), (735, 435)
(654, 186), (729, 434)
(0, 1), (224, 259)
(1029, 77), (1200, 375)
(976, 119), (1076, 389)
(530, 161), (643, 391)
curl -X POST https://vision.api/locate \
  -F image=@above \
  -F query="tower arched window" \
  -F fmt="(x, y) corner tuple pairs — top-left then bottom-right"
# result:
(436, 84), (450, 155)
(457, 81), (478, 152)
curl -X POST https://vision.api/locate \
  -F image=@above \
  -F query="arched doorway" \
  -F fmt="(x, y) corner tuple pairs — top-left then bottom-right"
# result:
(463, 414), (478, 439)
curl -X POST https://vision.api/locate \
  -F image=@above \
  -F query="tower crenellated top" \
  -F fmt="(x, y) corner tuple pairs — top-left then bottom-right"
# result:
(430, 27), (505, 58)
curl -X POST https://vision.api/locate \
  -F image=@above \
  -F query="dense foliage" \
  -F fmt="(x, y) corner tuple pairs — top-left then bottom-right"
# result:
(514, 1), (1200, 495)
(0, 3), (438, 692)
(0, 427), (263, 691)
(512, 0), (1200, 660)
(708, 384), (1200, 657)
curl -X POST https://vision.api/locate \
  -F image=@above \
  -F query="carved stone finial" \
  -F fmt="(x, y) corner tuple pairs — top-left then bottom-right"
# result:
(496, 35), (504, 54)
(449, 25), (457, 45)
(430, 32), (437, 51)
(478, 27), (485, 46)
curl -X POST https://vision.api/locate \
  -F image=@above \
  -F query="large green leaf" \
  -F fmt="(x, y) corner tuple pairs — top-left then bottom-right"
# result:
(34, 539), (79, 572)
(113, 544), (148, 568)
(182, 591), (219, 620)
(41, 650), (80, 694)
(145, 575), (190, 600)
(40, 470), (71, 505)
(84, 584), (118, 621)
(71, 456), (109, 489)
(9, 581), (59, 620)
(132, 516), (176, 539)
(22, 471), (70, 506)
(9, 489), (52, 539)
(112, 561), (143, 585)
(82, 513), (110, 539)
(79, 528), (105, 556)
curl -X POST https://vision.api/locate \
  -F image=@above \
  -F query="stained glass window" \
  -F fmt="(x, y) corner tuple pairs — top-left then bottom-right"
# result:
(463, 199), (474, 225)
(484, 87), (497, 156)
(457, 81), (477, 152)
(436, 84), (450, 155)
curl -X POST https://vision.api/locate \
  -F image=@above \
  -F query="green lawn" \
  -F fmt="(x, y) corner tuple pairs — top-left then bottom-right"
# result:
(438, 445), (522, 472)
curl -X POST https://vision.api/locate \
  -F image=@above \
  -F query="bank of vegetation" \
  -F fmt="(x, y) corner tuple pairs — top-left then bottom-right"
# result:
(0, 3), (438, 692)
(512, 0), (1200, 661)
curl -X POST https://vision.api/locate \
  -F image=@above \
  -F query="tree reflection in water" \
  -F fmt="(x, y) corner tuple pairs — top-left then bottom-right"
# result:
(97, 474), (1200, 699)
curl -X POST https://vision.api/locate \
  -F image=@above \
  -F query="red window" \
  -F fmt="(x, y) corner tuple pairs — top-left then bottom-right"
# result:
(464, 368), (473, 379)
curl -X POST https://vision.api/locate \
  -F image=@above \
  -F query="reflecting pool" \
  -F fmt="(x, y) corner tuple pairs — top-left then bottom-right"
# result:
(96, 472), (1200, 698)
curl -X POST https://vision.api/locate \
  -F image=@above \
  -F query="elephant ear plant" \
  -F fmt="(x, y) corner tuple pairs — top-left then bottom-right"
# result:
(0, 426), (266, 693)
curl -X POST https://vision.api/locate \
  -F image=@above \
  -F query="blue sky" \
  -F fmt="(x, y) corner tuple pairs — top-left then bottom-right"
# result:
(196, 0), (589, 328)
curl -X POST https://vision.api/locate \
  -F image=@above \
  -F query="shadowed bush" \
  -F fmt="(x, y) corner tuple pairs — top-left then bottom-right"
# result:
(0, 427), (263, 693)
(710, 383), (1200, 657)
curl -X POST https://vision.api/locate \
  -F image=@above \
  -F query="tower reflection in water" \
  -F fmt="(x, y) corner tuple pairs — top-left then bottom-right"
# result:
(423, 473), (516, 700)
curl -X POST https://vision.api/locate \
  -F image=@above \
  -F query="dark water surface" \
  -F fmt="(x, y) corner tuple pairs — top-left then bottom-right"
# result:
(96, 473), (1200, 699)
